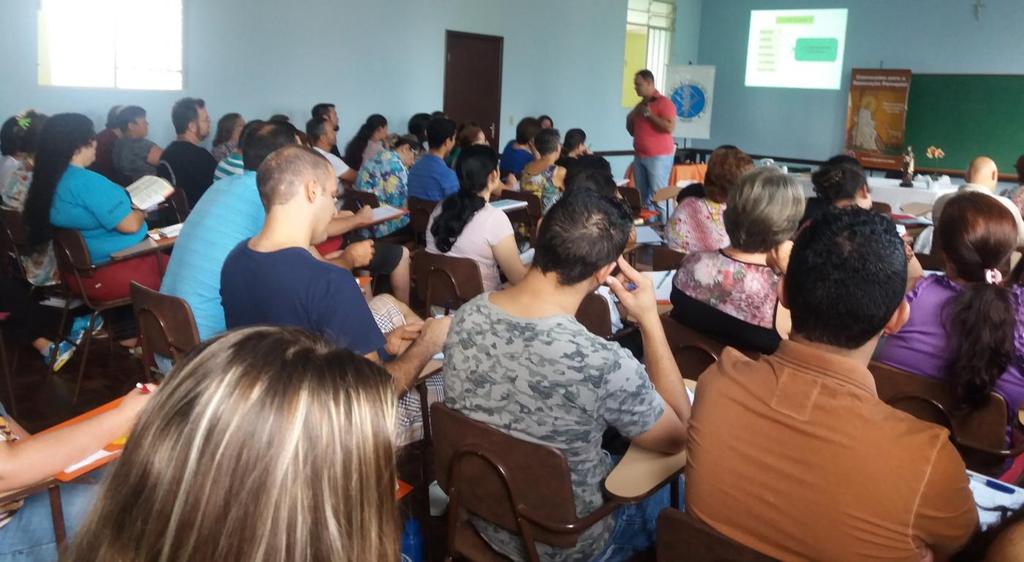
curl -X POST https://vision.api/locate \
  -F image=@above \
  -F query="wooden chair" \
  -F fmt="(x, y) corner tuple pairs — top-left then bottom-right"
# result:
(618, 186), (643, 219)
(0, 481), (66, 547)
(498, 191), (542, 245)
(51, 229), (132, 403)
(408, 196), (438, 245)
(167, 187), (190, 222)
(341, 189), (379, 214)
(869, 362), (1024, 479)
(129, 282), (200, 379)
(0, 209), (29, 281)
(411, 251), (484, 316)
(660, 315), (727, 381)
(656, 509), (777, 562)
(649, 246), (685, 272)
(871, 201), (893, 215)
(433, 403), (678, 562)
(916, 252), (944, 272)
(574, 291), (638, 343)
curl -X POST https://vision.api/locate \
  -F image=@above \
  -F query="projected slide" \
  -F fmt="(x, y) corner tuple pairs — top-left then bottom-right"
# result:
(745, 9), (848, 90)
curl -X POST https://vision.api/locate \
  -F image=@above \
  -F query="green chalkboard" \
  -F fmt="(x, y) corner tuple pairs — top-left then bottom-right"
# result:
(904, 74), (1024, 174)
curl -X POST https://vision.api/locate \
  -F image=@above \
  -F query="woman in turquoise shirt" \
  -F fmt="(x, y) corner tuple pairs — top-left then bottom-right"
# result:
(24, 113), (167, 303)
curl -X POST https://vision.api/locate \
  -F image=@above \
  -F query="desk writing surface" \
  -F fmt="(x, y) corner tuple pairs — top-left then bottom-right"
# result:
(110, 236), (176, 261)
(604, 378), (696, 500)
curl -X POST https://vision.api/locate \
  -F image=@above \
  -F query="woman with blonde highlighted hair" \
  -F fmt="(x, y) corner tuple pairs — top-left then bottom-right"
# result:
(66, 326), (400, 562)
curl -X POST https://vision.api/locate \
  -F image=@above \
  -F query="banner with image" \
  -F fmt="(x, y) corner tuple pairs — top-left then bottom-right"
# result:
(665, 65), (716, 140)
(844, 68), (912, 169)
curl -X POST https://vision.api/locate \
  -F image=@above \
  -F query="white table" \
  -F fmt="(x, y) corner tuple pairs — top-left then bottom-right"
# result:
(792, 174), (956, 213)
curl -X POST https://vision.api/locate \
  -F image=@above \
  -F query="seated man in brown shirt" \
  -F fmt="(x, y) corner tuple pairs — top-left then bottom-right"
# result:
(685, 207), (978, 561)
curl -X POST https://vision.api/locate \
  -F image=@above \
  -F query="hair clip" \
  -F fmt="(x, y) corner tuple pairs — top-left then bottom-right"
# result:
(985, 268), (1003, 285)
(15, 116), (31, 130)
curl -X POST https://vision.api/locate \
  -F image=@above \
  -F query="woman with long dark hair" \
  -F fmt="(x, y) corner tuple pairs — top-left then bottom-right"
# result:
(342, 114), (388, 171)
(878, 192), (1024, 422)
(23, 113), (167, 303)
(426, 144), (527, 291)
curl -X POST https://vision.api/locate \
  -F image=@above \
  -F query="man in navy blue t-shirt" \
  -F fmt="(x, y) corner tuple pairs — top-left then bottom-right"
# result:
(407, 117), (459, 202)
(221, 145), (449, 388)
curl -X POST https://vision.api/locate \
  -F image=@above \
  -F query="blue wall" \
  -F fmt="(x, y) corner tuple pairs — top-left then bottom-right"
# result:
(0, 0), (635, 162)
(694, 0), (1024, 160)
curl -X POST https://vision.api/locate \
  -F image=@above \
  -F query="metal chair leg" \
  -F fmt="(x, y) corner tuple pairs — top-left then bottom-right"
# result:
(71, 312), (99, 405)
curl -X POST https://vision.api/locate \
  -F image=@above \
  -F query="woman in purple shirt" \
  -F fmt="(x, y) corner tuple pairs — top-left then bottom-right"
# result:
(877, 192), (1024, 423)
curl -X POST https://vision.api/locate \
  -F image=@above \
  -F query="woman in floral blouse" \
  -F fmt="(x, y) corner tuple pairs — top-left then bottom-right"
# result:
(665, 146), (753, 252)
(670, 167), (805, 354)
(353, 134), (418, 238)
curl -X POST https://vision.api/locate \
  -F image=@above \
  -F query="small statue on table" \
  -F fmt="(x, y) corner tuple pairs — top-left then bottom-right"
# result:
(900, 146), (915, 187)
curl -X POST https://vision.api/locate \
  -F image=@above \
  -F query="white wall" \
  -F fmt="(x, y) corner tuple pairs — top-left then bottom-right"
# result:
(693, 0), (1024, 160)
(0, 0), (635, 160)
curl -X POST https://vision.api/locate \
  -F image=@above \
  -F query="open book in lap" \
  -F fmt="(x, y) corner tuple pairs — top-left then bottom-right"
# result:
(126, 176), (174, 211)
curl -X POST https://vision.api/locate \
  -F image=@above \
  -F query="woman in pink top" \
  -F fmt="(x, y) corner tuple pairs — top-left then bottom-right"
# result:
(426, 145), (528, 291)
(666, 147), (753, 253)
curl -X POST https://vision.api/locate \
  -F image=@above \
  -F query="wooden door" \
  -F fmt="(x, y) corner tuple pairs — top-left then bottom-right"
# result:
(443, 30), (503, 150)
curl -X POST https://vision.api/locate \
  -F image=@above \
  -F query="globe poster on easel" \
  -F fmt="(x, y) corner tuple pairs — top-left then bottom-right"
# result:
(665, 65), (716, 140)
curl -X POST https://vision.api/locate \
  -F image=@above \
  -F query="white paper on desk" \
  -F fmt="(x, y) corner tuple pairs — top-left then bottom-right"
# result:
(969, 470), (1024, 529)
(371, 205), (404, 222)
(635, 226), (662, 245)
(643, 270), (676, 303)
(64, 449), (116, 474)
(491, 199), (528, 213)
(39, 297), (82, 309)
(148, 222), (183, 240)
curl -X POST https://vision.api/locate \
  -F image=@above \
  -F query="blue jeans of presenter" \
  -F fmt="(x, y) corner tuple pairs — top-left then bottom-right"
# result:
(633, 154), (674, 210)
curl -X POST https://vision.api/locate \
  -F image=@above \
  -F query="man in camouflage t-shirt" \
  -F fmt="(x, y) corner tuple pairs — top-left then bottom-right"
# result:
(443, 191), (691, 562)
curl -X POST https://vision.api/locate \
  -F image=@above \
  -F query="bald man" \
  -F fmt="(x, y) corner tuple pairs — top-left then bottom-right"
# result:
(930, 156), (1024, 249)
(219, 145), (450, 392)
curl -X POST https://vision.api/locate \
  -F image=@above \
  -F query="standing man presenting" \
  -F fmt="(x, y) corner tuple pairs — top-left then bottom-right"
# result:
(627, 69), (676, 210)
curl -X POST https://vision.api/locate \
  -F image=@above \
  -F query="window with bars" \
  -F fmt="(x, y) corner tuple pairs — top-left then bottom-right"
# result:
(37, 0), (183, 90)
(622, 0), (675, 106)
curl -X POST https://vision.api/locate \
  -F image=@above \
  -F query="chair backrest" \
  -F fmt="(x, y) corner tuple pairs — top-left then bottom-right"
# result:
(499, 190), (542, 221)
(168, 188), (190, 222)
(130, 282), (200, 371)
(657, 509), (777, 562)
(575, 291), (613, 339)
(618, 187), (643, 217)
(431, 403), (586, 550)
(411, 251), (485, 314)
(871, 201), (893, 215)
(649, 246), (685, 272)
(342, 190), (380, 213)
(660, 315), (726, 380)
(52, 229), (94, 276)
(408, 196), (437, 239)
(869, 361), (1012, 474)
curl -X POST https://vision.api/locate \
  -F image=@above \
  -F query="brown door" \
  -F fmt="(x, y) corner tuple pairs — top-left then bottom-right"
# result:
(443, 30), (503, 150)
